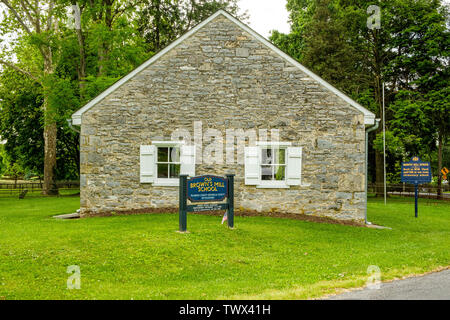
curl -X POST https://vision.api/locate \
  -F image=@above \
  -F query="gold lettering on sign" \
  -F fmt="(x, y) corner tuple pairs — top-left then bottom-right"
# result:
(189, 178), (225, 193)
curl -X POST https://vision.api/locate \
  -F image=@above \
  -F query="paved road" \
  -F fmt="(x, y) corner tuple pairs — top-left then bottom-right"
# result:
(326, 269), (450, 300)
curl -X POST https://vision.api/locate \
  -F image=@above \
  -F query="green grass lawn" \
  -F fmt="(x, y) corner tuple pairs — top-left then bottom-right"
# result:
(0, 194), (449, 300)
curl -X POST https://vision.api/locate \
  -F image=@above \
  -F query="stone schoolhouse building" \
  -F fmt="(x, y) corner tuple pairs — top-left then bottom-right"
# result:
(71, 10), (377, 222)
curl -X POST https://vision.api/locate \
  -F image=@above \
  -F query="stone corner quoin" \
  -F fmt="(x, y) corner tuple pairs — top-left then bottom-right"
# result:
(78, 13), (368, 222)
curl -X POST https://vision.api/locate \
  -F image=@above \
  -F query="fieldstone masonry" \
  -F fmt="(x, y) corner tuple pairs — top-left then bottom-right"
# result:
(79, 14), (367, 222)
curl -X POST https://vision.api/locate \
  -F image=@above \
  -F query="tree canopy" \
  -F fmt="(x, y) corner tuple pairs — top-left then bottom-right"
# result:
(272, 0), (449, 193)
(0, 0), (448, 196)
(0, 0), (243, 186)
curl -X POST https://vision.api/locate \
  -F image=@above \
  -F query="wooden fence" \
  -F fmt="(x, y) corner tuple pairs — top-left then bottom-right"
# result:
(0, 181), (80, 197)
(368, 183), (450, 200)
(1, 180), (448, 199)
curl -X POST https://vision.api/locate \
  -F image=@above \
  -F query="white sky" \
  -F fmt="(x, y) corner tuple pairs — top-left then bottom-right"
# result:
(238, 0), (291, 38)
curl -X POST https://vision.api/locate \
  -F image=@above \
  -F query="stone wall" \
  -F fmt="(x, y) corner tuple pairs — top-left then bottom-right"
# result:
(79, 15), (367, 222)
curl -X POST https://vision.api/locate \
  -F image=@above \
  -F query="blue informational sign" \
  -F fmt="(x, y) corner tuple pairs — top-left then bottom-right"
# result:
(401, 156), (432, 184)
(179, 174), (235, 232)
(187, 175), (228, 202)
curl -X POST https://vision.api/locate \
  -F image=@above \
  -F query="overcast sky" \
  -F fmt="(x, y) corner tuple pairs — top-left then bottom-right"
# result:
(239, 0), (450, 38)
(238, 0), (291, 38)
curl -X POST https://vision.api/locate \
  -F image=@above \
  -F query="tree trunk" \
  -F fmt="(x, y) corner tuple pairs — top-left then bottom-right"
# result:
(98, 0), (114, 77)
(98, 44), (106, 76)
(155, 0), (161, 51)
(77, 36), (86, 90)
(74, 3), (86, 92)
(42, 53), (58, 196)
(78, 41), (86, 91)
(43, 114), (58, 195)
(437, 131), (443, 200)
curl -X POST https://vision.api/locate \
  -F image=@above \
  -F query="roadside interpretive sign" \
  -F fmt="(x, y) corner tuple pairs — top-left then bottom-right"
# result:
(401, 156), (432, 184)
(401, 157), (432, 218)
(179, 174), (234, 232)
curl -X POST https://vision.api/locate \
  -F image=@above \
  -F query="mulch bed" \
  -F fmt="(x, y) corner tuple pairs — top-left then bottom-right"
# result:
(82, 207), (365, 227)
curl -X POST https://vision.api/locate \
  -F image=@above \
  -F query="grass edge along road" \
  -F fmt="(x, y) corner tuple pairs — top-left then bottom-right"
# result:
(0, 194), (449, 299)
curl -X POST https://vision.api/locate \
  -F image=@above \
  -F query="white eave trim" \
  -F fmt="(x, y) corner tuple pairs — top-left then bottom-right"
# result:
(71, 10), (376, 126)
(364, 115), (376, 126)
(72, 114), (81, 125)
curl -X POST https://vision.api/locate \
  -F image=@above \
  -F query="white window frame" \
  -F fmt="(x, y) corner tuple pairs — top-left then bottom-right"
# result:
(153, 141), (184, 187)
(256, 142), (292, 189)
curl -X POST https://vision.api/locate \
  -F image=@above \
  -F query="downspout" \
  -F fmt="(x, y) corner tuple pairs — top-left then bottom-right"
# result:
(365, 119), (380, 225)
(67, 119), (80, 134)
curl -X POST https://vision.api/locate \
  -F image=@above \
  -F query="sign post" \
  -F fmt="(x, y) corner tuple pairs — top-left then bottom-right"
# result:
(179, 174), (235, 232)
(414, 183), (418, 218)
(179, 175), (188, 232)
(226, 174), (235, 229)
(401, 157), (432, 218)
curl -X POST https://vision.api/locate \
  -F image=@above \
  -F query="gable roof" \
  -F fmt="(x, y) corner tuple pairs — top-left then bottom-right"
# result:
(71, 10), (375, 126)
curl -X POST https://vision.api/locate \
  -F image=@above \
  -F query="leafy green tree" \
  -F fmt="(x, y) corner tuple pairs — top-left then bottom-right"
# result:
(386, 1), (449, 196)
(0, 69), (80, 181)
(0, 144), (6, 176)
(271, 0), (314, 62)
(0, 70), (44, 177)
(272, 0), (389, 194)
(3, 160), (25, 187)
(0, 0), (150, 188)
(0, 0), (69, 194)
(273, 0), (449, 196)
(137, 0), (244, 53)
(423, 88), (449, 196)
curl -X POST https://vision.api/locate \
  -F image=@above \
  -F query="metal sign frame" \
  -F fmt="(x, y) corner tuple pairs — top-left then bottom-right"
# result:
(401, 156), (432, 185)
(400, 157), (432, 218)
(179, 174), (234, 232)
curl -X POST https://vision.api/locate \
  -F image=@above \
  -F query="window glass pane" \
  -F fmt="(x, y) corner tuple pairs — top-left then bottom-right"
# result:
(170, 164), (180, 178)
(158, 147), (169, 162)
(261, 165), (273, 180)
(275, 165), (286, 181)
(169, 147), (180, 163)
(276, 148), (286, 165)
(157, 164), (169, 178)
(261, 148), (272, 164)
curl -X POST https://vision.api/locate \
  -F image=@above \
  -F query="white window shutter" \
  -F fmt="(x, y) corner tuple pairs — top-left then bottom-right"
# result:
(140, 145), (156, 183)
(244, 146), (259, 185)
(180, 145), (196, 177)
(286, 147), (302, 186)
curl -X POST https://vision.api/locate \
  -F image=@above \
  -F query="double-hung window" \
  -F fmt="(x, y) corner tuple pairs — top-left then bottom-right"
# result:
(140, 142), (195, 186)
(157, 146), (181, 180)
(245, 143), (302, 188)
(261, 147), (286, 182)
